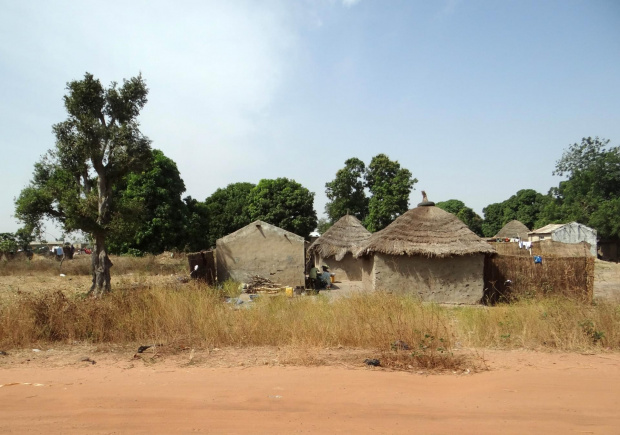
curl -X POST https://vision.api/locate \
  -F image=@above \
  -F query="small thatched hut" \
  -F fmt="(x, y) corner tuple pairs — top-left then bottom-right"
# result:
(494, 220), (530, 241)
(307, 215), (371, 281)
(356, 197), (495, 304)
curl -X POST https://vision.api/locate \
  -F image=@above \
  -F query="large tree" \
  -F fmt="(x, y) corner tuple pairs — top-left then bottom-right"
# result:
(183, 196), (211, 251)
(482, 189), (549, 237)
(539, 136), (620, 238)
(436, 199), (484, 236)
(15, 73), (151, 295)
(324, 157), (368, 223)
(246, 178), (317, 238)
(204, 182), (255, 247)
(108, 149), (187, 255)
(364, 154), (417, 232)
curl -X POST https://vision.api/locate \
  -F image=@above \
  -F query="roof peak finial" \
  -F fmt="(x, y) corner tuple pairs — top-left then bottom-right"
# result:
(417, 190), (435, 207)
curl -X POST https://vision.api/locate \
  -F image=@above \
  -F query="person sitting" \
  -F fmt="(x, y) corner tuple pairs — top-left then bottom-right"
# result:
(318, 265), (331, 290)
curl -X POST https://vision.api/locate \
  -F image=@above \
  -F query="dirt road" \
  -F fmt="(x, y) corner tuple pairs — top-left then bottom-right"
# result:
(1, 350), (619, 434)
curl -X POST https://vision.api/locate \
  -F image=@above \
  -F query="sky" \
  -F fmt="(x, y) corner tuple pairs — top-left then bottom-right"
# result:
(1, 0), (619, 237)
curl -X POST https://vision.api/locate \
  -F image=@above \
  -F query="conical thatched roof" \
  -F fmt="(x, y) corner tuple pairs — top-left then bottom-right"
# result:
(356, 205), (495, 258)
(308, 215), (371, 261)
(494, 220), (530, 239)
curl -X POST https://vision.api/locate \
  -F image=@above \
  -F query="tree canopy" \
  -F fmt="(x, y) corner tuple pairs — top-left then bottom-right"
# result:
(0, 233), (18, 254)
(246, 178), (317, 237)
(436, 199), (484, 236)
(539, 136), (620, 238)
(364, 154), (417, 232)
(15, 72), (151, 294)
(107, 149), (187, 255)
(325, 157), (368, 223)
(204, 182), (255, 248)
(324, 154), (416, 232)
(482, 189), (549, 237)
(183, 195), (211, 252)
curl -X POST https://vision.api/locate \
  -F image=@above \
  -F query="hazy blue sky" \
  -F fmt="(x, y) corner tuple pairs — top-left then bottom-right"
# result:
(1, 0), (619, 236)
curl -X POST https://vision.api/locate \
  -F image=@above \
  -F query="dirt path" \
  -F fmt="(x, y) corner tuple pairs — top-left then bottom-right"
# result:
(1, 350), (619, 434)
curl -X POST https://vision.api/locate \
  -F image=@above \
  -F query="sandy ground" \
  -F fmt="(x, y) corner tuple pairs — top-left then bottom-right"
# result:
(1, 348), (619, 434)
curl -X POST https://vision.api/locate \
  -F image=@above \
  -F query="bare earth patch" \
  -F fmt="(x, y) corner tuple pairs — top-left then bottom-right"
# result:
(0, 347), (619, 434)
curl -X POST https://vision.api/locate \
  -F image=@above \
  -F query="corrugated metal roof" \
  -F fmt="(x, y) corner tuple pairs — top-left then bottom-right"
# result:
(529, 223), (565, 234)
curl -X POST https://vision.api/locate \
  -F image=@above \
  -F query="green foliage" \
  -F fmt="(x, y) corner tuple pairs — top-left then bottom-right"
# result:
(0, 234), (18, 253)
(108, 149), (187, 255)
(436, 200), (484, 236)
(316, 218), (332, 234)
(539, 137), (620, 238)
(183, 196), (211, 251)
(204, 182), (255, 247)
(246, 178), (317, 238)
(14, 72), (152, 292)
(435, 199), (465, 215)
(325, 157), (368, 223)
(15, 72), (151, 236)
(324, 154), (416, 232)
(482, 189), (549, 237)
(364, 154), (417, 232)
(579, 319), (605, 344)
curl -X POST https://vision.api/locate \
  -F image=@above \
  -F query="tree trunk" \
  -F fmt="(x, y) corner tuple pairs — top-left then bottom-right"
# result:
(89, 232), (113, 297)
(87, 171), (113, 297)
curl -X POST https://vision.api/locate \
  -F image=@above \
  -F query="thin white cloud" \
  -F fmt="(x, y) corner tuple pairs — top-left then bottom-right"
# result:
(342, 0), (361, 7)
(0, 1), (300, 229)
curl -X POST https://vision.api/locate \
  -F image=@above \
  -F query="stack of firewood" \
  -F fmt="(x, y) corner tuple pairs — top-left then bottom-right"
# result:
(245, 275), (283, 293)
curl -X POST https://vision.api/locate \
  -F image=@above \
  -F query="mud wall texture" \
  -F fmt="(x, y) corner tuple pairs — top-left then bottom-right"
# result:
(360, 256), (375, 292)
(316, 253), (363, 282)
(216, 221), (305, 287)
(370, 253), (485, 304)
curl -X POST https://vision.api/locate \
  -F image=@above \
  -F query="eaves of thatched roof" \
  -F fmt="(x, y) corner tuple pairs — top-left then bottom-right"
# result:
(356, 205), (495, 258)
(308, 215), (371, 261)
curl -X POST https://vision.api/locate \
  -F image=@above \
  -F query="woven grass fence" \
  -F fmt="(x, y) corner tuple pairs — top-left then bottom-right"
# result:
(484, 255), (595, 304)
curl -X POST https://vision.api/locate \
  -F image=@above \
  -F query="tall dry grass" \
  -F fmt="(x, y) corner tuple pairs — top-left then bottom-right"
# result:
(0, 254), (185, 277)
(0, 283), (617, 357)
(454, 298), (619, 351)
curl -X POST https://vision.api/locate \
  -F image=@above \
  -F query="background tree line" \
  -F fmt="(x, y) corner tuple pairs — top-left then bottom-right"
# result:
(12, 73), (620, 291)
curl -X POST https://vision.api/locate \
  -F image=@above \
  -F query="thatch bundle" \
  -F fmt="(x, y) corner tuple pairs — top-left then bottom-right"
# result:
(494, 220), (530, 239)
(308, 215), (371, 261)
(357, 205), (496, 258)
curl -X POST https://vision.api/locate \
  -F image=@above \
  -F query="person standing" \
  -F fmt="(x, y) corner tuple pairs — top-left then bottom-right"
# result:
(308, 265), (318, 289)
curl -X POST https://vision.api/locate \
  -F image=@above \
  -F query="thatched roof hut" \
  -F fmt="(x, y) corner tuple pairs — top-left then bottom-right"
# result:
(494, 220), (530, 240)
(308, 215), (371, 282)
(356, 196), (494, 304)
(356, 205), (495, 258)
(308, 215), (370, 261)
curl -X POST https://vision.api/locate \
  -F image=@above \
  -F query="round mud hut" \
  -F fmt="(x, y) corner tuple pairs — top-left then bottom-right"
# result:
(308, 215), (371, 282)
(494, 220), (530, 241)
(356, 197), (495, 304)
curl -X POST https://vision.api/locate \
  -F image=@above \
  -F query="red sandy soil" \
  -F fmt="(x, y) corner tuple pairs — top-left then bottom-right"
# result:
(1, 348), (619, 434)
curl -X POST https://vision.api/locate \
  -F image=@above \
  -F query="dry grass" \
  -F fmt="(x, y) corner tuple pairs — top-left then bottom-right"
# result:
(0, 253), (186, 277)
(0, 255), (618, 371)
(0, 283), (618, 370)
(454, 298), (619, 351)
